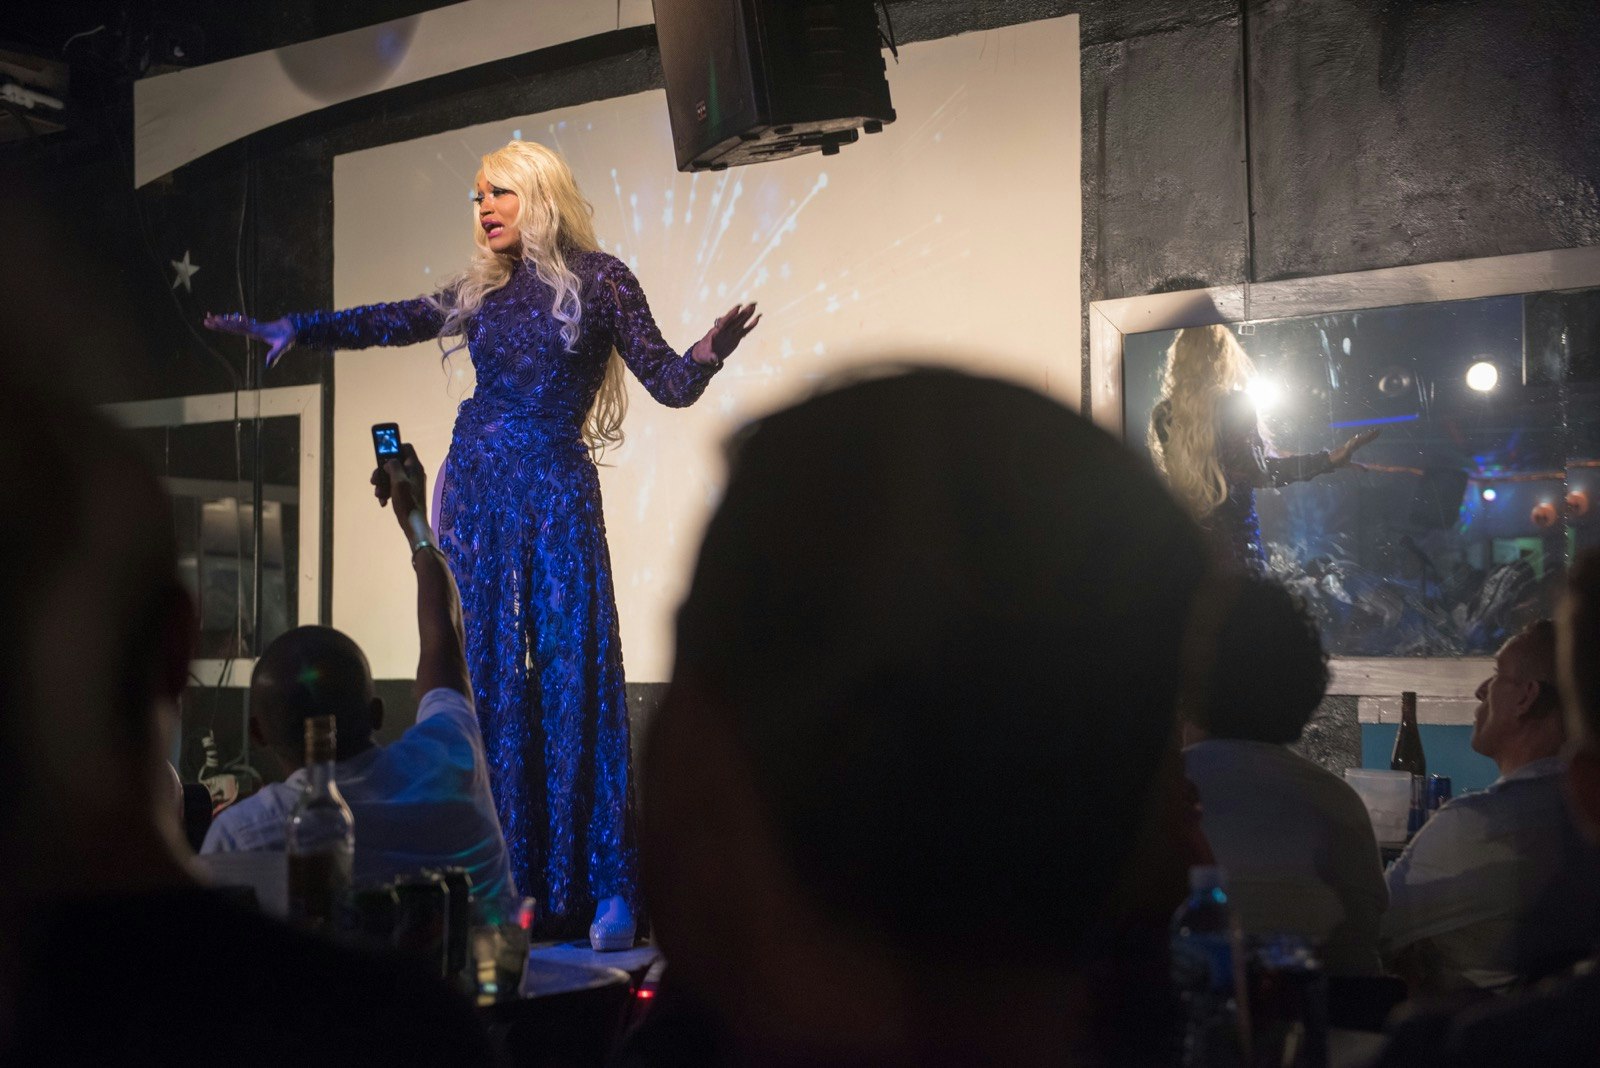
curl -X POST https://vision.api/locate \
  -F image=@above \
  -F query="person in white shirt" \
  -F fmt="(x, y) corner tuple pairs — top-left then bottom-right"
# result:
(1182, 573), (1387, 975)
(202, 446), (517, 924)
(1381, 619), (1600, 994)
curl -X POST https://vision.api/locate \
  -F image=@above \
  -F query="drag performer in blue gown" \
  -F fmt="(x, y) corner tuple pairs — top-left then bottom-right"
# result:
(208, 140), (760, 937)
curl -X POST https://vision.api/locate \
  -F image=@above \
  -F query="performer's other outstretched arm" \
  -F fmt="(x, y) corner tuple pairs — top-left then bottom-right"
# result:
(1218, 392), (1378, 489)
(205, 295), (449, 369)
(599, 257), (759, 408)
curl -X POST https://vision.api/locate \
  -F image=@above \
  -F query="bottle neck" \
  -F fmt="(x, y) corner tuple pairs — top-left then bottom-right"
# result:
(302, 715), (338, 774)
(304, 758), (336, 792)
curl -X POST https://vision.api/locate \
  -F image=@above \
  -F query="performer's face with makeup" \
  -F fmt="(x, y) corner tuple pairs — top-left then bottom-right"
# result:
(474, 174), (522, 254)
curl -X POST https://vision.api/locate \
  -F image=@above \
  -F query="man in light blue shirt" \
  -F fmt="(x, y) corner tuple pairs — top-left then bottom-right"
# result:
(1381, 620), (1600, 994)
(203, 448), (517, 924)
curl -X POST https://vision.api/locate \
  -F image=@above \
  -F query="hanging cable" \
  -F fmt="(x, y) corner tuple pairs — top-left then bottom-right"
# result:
(878, 1), (900, 61)
(61, 24), (107, 54)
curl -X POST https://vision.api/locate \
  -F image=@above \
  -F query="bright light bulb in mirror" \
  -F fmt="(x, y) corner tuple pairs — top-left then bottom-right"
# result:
(1246, 376), (1282, 412)
(1466, 361), (1499, 392)
(1481, 487), (1497, 503)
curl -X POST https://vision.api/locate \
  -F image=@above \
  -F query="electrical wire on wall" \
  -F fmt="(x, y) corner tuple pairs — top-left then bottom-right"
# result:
(237, 143), (266, 782)
(1237, 0), (1258, 332)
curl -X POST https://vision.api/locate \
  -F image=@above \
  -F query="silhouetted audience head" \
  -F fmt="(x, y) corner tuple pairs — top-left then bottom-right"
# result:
(0, 165), (496, 1066)
(1188, 573), (1329, 745)
(644, 367), (1211, 1064)
(1561, 551), (1600, 835)
(0, 372), (503, 1067)
(0, 162), (195, 899)
(1560, 555), (1600, 742)
(0, 375), (195, 900)
(250, 625), (383, 765)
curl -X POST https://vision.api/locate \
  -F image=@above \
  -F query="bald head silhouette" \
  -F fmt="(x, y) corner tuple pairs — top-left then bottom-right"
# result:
(251, 626), (383, 765)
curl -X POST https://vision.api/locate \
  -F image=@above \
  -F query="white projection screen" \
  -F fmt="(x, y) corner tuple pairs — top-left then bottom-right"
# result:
(331, 16), (1080, 680)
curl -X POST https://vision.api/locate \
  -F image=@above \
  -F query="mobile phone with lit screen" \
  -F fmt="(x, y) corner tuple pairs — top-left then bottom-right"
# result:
(372, 423), (403, 466)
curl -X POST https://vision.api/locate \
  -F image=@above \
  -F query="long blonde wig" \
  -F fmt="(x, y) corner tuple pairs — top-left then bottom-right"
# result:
(1147, 325), (1257, 519)
(433, 140), (627, 453)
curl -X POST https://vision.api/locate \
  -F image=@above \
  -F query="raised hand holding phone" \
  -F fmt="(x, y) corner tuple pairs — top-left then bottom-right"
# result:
(368, 430), (430, 552)
(372, 423), (403, 465)
(365, 434), (470, 698)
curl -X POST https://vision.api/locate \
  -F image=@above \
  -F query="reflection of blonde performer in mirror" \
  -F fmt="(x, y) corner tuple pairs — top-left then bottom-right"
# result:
(1149, 325), (1377, 570)
(205, 140), (760, 938)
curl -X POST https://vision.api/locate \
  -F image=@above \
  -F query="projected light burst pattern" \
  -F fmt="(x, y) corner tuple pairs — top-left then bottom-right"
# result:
(521, 97), (979, 413)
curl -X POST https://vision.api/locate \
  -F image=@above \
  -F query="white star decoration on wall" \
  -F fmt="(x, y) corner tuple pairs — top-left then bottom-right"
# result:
(170, 250), (200, 292)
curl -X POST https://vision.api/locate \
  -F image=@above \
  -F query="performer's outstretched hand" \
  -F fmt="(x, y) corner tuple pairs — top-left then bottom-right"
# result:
(203, 312), (298, 370)
(690, 303), (760, 365)
(1330, 427), (1380, 468)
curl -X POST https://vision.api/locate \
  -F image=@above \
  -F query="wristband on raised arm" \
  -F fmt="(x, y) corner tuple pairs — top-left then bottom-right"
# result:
(407, 509), (435, 554)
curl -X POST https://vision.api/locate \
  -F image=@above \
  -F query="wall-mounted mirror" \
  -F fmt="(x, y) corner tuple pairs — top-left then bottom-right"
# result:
(1090, 247), (1600, 686)
(103, 386), (324, 802)
(127, 416), (303, 660)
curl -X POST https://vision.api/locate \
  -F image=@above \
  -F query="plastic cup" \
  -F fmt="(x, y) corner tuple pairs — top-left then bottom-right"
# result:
(1344, 768), (1413, 845)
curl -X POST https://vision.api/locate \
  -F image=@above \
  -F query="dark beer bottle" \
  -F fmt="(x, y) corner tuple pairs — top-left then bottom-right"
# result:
(1390, 691), (1427, 837)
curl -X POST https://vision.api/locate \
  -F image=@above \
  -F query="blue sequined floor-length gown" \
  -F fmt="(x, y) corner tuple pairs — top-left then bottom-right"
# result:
(288, 251), (720, 926)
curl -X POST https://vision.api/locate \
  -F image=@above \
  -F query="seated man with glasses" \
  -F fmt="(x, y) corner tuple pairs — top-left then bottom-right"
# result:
(1381, 620), (1600, 995)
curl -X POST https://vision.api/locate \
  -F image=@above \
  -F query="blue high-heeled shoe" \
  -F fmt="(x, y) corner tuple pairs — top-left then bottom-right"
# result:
(589, 894), (635, 951)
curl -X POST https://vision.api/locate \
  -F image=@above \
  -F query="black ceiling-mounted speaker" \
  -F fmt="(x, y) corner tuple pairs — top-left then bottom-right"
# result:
(652, 0), (896, 172)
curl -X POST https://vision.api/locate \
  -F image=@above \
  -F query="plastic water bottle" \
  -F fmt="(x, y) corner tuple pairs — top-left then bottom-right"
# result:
(1171, 865), (1250, 1068)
